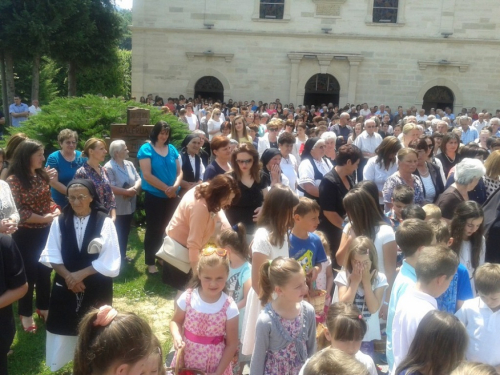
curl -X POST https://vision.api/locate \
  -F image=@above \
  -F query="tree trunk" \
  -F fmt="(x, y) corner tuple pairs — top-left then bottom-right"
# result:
(4, 51), (15, 105)
(68, 61), (77, 97)
(0, 52), (9, 126)
(31, 54), (41, 102)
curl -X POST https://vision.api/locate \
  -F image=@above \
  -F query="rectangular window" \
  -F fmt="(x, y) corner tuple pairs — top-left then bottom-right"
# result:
(373, 0), (398, 23)
(260, 0), (285, 19)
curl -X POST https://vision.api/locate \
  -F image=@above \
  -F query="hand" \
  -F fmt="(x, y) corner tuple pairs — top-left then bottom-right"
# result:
(0, 219), (17, 234)
(165, 186), (177, 198)
(173, 335), (185, 350)
(45, 167), (58, 181)
(125, 187), (137, 197)
(43, 212), (59, 224)
(361, 261), (375, 285)
(70, 281), (86, 293)
(52, 208), (61, 216)
(270, 164), (280, 183)
(65, 271), (85, 290)
(379, 303), (388, 320)
(349, 262), (363, 286)
(253, 206), (262, 222)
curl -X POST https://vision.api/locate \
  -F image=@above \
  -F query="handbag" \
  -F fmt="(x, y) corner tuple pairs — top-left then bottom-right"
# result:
(155, 236), (191, 273)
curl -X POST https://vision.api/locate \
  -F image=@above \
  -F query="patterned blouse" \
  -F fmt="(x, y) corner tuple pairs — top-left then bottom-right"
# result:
(7, 174), (58, 228)
(74, 163), (116, 213)
(382, 172), (424, 206)
(483, 175), (500, 200)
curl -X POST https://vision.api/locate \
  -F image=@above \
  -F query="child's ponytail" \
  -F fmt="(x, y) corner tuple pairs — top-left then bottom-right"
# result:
(218, 222), (248, 260)
(73, 307), (154, 375)
(259, 260), (273, 306)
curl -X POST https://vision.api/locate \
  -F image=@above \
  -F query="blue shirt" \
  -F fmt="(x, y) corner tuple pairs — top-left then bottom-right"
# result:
(46, 150), (87, 207)
(227, 261), (251, 337)
(387, 260), (417, 372)
(9, 102), (29, 127)
(137, 142), (179, 198)
(436, 263), (473, 313)
(461, 127), (478, 145)
(289, 232), (328, 273)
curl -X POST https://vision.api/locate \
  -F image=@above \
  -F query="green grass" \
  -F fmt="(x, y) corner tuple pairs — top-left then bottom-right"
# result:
(8, 226), (176, 375)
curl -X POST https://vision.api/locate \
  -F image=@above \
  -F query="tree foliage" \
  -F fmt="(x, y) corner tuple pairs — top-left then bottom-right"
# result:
(13, 95), (190, 155)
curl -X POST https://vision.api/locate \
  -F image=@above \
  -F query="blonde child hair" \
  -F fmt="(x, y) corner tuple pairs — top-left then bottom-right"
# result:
(303, 348), (370, 375)
(422, 204), (442, 220)
(314, 230), (330, 258)
(189, 246), (230, 292)
(427, 218), (451, 244)
(451, 362), (499, 375)
(259, 257), (304, 306)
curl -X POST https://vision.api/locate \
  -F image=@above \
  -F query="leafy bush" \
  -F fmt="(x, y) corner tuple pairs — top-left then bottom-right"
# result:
(13, 95), (189, 154)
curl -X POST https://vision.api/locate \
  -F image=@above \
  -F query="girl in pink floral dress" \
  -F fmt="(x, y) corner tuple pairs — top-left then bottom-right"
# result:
(250, 257), (317, 375)
(170, 247), (239, 375)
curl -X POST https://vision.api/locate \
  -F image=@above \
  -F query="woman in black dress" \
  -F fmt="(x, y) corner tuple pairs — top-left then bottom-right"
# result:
(179, 134), (205, 196)
(39, 179), (120, 371)
(436, 132), (461, 178)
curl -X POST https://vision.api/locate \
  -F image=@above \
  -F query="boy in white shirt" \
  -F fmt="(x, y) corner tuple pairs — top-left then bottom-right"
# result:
(392, 245), (459, 373)
(455, 263), (500, 371)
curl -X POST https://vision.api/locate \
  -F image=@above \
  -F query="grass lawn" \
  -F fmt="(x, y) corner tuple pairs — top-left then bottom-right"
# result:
(7, 226), (176, 375)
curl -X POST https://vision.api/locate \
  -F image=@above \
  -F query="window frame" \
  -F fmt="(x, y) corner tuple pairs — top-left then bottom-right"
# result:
(365, 0), (405, 26)
(252, 0), (291, 22)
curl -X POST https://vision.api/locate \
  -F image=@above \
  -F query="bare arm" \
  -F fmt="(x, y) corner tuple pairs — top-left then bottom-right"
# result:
(169, 305), (186, 350)
(300, 182), (319, 197)
(251, 252), (269, 296)
(0, 283), (28, 309)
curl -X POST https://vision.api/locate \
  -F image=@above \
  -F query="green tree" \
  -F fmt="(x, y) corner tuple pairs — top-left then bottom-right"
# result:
(117, 8), (132, 51)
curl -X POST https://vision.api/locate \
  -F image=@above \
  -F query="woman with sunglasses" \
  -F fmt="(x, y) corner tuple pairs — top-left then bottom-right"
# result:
(225, 144), (267, 242)
(163, 174), (239, 291)
(257, 119), (280, 156)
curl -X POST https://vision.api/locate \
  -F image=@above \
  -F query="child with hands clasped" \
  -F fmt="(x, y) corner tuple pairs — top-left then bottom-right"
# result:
(335, 236), (388, 356)
(170, 247), (239, 375)
(250, 257), (316, 375)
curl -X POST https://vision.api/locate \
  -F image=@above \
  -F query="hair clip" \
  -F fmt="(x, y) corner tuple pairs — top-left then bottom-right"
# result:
(358, 315), (363, 320)
(94, 305), (118, 327)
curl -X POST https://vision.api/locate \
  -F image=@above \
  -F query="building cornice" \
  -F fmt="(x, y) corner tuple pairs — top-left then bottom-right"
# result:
(130, 26), (500, 45)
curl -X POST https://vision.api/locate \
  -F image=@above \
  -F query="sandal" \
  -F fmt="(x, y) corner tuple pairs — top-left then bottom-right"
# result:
(20, 316), (37, 333)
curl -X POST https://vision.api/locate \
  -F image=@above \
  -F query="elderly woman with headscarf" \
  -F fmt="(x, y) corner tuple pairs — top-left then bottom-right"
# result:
(297, 137), (333, 200)
(260, 148), (290, 190)
(104, 140), (141, 262)
(179, 134), (205, 196)
(39, 179), (121, 371)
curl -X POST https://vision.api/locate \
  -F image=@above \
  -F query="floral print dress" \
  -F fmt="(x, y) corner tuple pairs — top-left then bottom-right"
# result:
(264, 305), (304, 375)
(171, 289), (233, 375)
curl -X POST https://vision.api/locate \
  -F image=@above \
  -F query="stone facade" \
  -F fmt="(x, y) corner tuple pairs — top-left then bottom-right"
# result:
(131, 0), (500, 113)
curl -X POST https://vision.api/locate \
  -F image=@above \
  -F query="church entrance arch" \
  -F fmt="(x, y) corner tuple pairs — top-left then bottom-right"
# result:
(194, 76), (224, 102)
(422, 86), (454, 113)
(303, 74), (340, 108)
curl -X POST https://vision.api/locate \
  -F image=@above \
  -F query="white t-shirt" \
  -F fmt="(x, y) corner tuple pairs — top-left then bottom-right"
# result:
(177, 288), (239, 320)
(392, 287), (437, 374)
(280, 154), (298, 193)
(186, 114), (199, 131)
(363, 156), (398, 205)
(459, 238), (485, 296)
(343, 224), (395, 275)
(207, 119), (221, 140)
(335, 271), (388, 341)
(455, 297), (500, 367)
(299, 348), (377, 375)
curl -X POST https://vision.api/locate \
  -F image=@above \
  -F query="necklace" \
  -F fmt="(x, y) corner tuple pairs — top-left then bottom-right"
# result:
(418, 164), (429, 177)
(444, 153), (455, 163)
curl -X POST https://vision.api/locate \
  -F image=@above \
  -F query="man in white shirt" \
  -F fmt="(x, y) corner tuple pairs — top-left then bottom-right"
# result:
(354, 119), (382, 181)
(416, 108), (428, 123)
(28, 99), (42, 116)
(472, 112), (488, 132)
(359, 103), (371, 117)
(392, 245), (458, 374)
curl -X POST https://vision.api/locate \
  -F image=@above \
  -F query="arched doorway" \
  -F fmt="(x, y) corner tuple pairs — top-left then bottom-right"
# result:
(422, 86), (454, 113)
(303, 74), (340, 108)
(194, 76), (224, 102)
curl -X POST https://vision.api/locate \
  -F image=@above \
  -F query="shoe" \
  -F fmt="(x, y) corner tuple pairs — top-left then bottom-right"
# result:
(147, 265), (159, 274)
(20, 316), (37, 333)
(36, 309), (47, 323)
(124, 256), (133, 263)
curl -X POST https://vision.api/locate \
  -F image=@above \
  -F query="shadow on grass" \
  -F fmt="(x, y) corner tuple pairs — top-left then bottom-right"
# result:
(8, 226), (175, 374)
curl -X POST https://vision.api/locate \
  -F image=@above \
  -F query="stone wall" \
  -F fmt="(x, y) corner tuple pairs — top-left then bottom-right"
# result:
(131, 0), (500, 112)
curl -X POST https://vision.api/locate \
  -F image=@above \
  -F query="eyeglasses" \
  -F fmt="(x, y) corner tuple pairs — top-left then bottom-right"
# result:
(201, 247), (227, 257)
(236, 159), (252, 165)
(67, 194), (89, 202)
(64, 141), (77, 145)
(269, 128), (278, 132)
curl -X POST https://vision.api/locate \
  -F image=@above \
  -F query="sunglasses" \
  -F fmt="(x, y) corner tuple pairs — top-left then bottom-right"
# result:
(269, 128), (278, 132)
(201, 247), (227, 257)
(236, 159), (252, 165)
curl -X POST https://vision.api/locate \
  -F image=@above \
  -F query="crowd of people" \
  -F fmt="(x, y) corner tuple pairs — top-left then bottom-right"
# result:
(1, 95), (500, 375)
